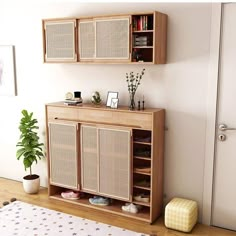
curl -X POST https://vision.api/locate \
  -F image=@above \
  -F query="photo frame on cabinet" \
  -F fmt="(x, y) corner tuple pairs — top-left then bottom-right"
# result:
(110, 98), (119, 109)
(106, 91), (118, 107)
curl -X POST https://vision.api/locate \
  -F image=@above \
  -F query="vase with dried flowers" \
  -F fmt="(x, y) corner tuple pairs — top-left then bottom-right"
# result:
(126, 68), (145, 110)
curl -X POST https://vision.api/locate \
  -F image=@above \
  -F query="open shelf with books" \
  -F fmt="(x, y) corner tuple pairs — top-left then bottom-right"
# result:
(131, 12), (167, 64)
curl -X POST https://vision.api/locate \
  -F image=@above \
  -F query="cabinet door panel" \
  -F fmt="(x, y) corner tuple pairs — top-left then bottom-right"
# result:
(96, 18), (130, 59)
(49, 122), (79, 189)
(79, 21), (95, 59)
(81, 126), (98, 192)
(44, 20), (77, 62)
(99, 128), (131, 200)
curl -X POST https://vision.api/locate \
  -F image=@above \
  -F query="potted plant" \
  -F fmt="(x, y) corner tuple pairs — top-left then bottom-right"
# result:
(16, 109), (44, 194)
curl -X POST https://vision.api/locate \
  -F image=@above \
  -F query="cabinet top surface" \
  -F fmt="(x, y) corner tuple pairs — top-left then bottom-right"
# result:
(42, 11), (167, 21)
(46, 102), (164, 114)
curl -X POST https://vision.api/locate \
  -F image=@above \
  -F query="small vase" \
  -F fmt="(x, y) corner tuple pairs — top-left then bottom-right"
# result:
(129, 93), (135, 110)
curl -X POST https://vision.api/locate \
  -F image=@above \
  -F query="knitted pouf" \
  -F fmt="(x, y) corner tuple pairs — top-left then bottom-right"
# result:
(165, 198), (198, 232)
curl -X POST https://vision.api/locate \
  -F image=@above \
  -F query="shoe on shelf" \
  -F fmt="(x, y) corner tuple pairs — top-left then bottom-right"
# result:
(61, 191), (79, 200)
(133, 194), (150, 203)
(134, 180), (151, 188)
(89, 196), (110, 206)
(122, 203), (138, 214)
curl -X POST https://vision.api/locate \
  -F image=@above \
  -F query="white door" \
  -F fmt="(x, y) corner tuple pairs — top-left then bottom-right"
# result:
(212, 3), (236, 231)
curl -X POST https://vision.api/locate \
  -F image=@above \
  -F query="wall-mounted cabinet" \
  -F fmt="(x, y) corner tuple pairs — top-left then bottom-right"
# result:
(42, 11), (167, 64)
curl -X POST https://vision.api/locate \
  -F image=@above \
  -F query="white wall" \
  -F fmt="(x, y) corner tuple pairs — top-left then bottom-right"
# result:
(0, 2), (212, 220)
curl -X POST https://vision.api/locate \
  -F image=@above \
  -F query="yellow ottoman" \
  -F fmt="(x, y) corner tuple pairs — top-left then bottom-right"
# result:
(165, 198), (198, 232)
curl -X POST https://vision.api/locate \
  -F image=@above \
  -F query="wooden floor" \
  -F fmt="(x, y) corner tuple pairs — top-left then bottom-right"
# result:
(0, 178), (236, 236)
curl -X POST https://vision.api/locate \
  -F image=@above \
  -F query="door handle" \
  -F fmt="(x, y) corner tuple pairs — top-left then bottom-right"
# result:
(218, 124), (236, 131)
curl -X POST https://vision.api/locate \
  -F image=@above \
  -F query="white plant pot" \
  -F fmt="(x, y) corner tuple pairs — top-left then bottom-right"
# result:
(23, 175), (40, 194)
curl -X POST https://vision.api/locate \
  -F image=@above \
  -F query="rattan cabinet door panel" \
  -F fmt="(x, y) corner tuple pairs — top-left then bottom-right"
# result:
(81, 125), (98, 192)
(49, 122), (79, 189)
(99, 128), (131, 201)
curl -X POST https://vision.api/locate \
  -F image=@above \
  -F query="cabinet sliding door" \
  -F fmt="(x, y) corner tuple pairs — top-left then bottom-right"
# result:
(79, 17), (131, 61)
(99, 128), (131, 200)
(81, 125), (98, 192)
(95, 18), (130, 60)
(48, 122), (79, 189)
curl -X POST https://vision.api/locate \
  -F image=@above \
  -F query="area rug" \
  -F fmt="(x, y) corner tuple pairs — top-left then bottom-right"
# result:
(0, 201), (148, 236)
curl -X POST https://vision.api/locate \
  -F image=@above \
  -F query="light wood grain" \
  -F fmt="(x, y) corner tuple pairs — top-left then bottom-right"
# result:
(46, 103), (154, 130)
(46, 102), (163, 223)
(154, 11), (167, 64)
(1, 178), (236, 236)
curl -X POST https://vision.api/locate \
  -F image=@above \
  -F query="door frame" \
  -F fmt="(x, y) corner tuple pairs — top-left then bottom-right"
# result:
(202, 3), (226, 225)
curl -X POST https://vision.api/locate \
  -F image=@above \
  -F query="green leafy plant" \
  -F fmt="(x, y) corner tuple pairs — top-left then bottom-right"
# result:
(91, 91), (102, 105)
(16, 110), (44, 176)
(126, 68), (145, 95)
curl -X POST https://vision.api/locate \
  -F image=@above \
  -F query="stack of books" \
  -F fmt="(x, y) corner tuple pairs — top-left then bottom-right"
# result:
(64, 98), (83, 105)
(134, 36), (149, 47)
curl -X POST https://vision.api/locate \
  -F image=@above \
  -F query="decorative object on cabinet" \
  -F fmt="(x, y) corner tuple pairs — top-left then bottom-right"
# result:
(91, 91), (102, 106)
(16, 110), (44, 194)
(45, 102), (165, 223)
(106, 91), (118, 107)
(42, 11), (167, 64)
(0, 45), (16, 96)
(65, 92), (73, 100)
(74, 91), (82, 99)
(110, 98), (119, 109)
(126, 68), (145, 110)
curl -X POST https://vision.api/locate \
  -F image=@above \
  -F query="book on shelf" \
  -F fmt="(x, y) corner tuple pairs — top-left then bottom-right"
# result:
(133, 35), (151, 46)
(132, 15), (149, 31)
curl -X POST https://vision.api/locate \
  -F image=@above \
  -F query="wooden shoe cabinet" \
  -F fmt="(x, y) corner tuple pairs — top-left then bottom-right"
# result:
(45, 102), (165, 223)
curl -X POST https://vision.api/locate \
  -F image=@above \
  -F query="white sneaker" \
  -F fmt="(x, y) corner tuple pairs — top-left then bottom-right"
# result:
(122, 203), (138, 214)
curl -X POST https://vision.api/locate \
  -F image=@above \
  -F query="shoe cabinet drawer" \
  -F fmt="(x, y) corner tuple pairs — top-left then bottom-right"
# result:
(46, 105), (153, 130)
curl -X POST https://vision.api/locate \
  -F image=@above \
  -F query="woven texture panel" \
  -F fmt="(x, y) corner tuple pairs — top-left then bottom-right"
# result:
(165, 198), (198, 232)
(49, 123), (78, 189)
(96, 18), (129, 59)
(99, 128), (130, 200)
(79, 21), (95, 59)
(81, 126), (98, 192)
(45, 22), (75, 59)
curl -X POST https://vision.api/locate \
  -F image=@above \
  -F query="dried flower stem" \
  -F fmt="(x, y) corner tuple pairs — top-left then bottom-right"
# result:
(126, 68), (145, 95)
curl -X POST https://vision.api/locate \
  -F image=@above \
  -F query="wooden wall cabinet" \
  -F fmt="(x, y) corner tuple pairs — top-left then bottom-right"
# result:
(42, 11), (167, 64)
(45, 102), (165, 223)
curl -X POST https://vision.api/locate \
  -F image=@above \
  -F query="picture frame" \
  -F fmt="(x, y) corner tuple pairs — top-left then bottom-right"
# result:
(110, 98), (119, 109)
(106, 91), (118, 107)
(0, 45), (16, 96)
